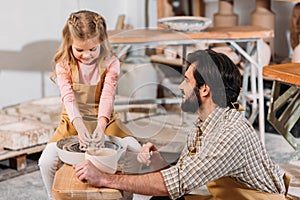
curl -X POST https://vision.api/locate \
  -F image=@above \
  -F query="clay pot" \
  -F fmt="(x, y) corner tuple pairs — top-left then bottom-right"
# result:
(251, 0), (275, 29)
(85, 148), (118, 174)
(213, 0), (238, 27)
(250, 0), (275, 54)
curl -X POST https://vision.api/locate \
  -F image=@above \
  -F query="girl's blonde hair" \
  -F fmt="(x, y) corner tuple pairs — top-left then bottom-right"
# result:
(52, 10), (112, 81)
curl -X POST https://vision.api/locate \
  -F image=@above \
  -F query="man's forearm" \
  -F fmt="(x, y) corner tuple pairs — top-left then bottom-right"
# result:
(105, 171), (169, 196)
(75, 157), (170, 197)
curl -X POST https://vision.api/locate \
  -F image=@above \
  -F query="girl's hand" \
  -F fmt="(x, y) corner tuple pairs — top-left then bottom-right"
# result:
(73, 118), (91, 150)
(137, 142), (157, 166)
(91, 124), (105, 149)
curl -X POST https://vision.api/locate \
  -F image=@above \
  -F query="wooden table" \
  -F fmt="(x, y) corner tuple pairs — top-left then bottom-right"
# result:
(52, 164), (122, 200)
(108, 26), (274, 143)
(263, 63), (300, 160)
(108, 26), (273, 44)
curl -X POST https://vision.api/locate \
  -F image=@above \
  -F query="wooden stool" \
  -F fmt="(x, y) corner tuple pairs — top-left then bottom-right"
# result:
(52, 164), (122, 200)
(263, 63), (300, 160)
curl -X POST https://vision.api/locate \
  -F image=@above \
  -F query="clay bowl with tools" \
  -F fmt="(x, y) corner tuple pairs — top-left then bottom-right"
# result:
(157, 16), (212, 32)
(56, 136), (122, 165)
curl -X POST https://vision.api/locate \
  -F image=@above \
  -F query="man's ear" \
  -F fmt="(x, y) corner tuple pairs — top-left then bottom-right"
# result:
(200, 84), (210, 96)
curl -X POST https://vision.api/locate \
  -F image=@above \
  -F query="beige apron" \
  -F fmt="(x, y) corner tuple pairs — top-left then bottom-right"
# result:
(184, 173), (291, 200)
(49, 63), (132, 143)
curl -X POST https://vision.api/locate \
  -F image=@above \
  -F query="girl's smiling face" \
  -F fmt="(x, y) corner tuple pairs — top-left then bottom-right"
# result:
(71, 36), (101, 65)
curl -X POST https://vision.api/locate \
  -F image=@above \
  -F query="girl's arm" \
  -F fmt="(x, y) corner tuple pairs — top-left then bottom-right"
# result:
(91, 57), (120, 147)
(56, 62), (90, 148)
(97, 56), (120, 128)
(56, 62), (82, 122)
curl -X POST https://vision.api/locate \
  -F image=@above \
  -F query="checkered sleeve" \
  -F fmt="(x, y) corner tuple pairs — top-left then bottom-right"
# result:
(161, 166), (182, 199)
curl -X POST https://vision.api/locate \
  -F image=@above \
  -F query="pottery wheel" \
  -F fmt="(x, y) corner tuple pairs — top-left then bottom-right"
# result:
(57, 136), (121, 153)
(63, 142), (84, 153)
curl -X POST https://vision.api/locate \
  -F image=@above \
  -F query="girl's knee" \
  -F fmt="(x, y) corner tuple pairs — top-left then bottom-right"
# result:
(38, 142), (59, 168)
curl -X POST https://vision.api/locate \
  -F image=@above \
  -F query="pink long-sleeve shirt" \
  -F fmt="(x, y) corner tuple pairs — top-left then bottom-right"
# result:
(56, 56), (120, 122)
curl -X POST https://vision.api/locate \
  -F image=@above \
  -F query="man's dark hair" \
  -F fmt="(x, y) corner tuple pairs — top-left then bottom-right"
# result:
(185, 49), (242, 108)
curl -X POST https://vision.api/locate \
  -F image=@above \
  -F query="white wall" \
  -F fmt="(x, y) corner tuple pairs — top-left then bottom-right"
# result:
(0, 0), (145, 109)
(0, 0), (63, 108)
(0, 0), (61, 51)
(0, 0), (296, 108)
(0, 0), (144, 54)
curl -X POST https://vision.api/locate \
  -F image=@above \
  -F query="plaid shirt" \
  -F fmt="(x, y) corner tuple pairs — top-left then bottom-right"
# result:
(161, 107), (286, 199)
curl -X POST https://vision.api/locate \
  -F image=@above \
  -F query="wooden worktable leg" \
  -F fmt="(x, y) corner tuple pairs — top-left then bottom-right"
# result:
(267, 80), (300, 161)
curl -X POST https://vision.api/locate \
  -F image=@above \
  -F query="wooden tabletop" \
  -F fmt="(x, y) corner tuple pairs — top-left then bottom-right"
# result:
(108, 26), (274, 45)
(263, 63), (300, 86)
(52, 164), (122, 200)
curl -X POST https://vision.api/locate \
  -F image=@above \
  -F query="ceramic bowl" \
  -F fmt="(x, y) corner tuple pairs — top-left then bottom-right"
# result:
(56, 136), (85, 165)
(85, 148), (118, 174)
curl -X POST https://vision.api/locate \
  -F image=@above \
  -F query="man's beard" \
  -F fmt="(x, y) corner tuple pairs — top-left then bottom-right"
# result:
(181, 87), (201, 113)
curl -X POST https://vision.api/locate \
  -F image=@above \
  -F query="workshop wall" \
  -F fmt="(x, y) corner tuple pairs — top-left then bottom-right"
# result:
(0, 0), (143, 108)
(0, 0), (296, 108)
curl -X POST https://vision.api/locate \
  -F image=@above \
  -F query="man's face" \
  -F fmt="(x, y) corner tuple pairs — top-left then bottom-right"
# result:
(179, 64), (201, 113)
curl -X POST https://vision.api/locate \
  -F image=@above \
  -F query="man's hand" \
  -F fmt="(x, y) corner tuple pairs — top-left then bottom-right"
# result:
(75, 160), (106, 187)
(72, 118), (91, 150)
(137, 142), (169, 171)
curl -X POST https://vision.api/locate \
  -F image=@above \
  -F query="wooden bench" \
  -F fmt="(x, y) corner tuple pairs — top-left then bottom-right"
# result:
(0, 144), (45, 181)
(52, 164), (122, 200)
(263, 63), (300, 161)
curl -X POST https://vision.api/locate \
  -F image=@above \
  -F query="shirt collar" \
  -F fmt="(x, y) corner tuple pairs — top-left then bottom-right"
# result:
(195, 106), (228, 134)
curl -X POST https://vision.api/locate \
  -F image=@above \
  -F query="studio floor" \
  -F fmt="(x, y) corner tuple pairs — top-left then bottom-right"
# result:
(0, 131), (299, 200)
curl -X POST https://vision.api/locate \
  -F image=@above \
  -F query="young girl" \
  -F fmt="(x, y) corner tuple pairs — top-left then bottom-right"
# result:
(38, 10), (141, 199)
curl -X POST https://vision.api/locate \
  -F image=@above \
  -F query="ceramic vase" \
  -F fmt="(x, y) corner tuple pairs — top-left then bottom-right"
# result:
(213, 0), (238, 27)
(250, 0), (275, 56)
